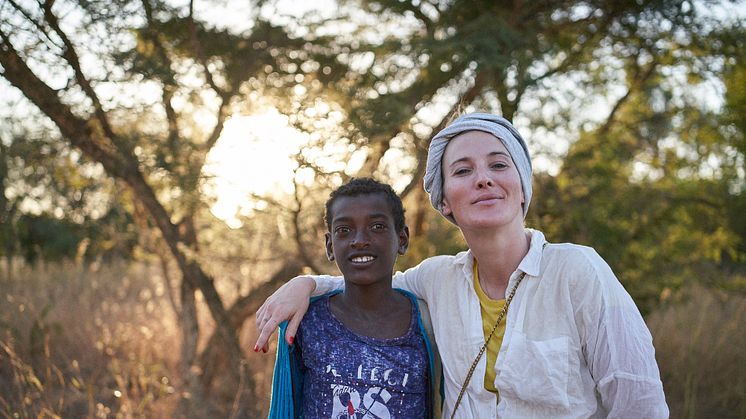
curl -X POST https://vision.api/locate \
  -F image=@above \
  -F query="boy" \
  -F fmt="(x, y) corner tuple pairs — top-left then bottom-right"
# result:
(267, 178), (441, 418)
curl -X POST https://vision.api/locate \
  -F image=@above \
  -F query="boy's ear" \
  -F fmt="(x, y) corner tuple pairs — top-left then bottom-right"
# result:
(398, 226), (410, 255)
(325, 232), (334, 261)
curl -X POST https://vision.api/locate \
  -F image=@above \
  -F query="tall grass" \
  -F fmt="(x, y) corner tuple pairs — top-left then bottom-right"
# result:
(2, 262), (744, 417)
(0, 260), (278, 418)
(647, 285), (746, 418)
(0, 261), (181, 418)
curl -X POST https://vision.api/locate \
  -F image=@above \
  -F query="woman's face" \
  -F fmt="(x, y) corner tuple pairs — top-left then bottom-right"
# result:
(441, 130), (524, 231)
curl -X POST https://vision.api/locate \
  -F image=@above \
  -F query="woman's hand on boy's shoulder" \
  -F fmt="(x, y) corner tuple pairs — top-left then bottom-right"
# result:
(254, 275), (316, 352)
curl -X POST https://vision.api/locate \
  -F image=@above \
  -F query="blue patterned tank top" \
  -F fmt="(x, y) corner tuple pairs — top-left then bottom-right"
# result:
(298, 292), (429, 418)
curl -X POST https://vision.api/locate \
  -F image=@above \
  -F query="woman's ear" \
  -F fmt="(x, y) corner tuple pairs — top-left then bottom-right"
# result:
(441, 199), (453, 217)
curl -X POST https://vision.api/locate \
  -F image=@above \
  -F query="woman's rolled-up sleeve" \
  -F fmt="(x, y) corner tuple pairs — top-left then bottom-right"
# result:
(575, 250), (669, 418)
(311, 275), (343, 296)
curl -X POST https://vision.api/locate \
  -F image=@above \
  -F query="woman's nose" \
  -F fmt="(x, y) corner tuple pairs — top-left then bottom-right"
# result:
(476, 169), (494, 189)
(477, 179), (494, 188)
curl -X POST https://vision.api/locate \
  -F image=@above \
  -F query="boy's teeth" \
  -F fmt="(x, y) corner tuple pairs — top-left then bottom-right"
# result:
(351, 256), (375, 263)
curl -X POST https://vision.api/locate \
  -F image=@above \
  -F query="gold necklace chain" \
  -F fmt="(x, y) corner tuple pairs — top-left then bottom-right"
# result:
(450, 271), (527, 418)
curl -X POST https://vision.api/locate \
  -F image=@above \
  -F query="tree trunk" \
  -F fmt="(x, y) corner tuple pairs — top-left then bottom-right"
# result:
(3, 255), (10, 281)
(198, 260), (304, 389)
(410, 185), (429, 238)
(175, 275), (205, 417)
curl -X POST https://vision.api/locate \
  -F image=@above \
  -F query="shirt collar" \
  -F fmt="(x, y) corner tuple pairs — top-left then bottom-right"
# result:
(450, 228), (546, 278)
(453, 248), (472, 266)
(519, 228), (546, 277)
(453, 249), (474, 281)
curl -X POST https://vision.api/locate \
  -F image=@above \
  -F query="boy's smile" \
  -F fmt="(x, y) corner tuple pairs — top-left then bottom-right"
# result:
(325, 193), (408, 287)
(350, 255), (375, 264)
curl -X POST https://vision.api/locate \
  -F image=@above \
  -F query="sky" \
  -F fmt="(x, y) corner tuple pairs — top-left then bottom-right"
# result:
(202, 110), (307, 228)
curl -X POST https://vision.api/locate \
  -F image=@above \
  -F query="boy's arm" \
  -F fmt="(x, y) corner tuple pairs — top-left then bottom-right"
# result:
(254, 275), (343, 351)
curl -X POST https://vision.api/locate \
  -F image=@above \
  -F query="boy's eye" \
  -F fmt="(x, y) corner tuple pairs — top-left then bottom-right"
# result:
(334, 226), (351, 234)
(371, 223), (386, 231)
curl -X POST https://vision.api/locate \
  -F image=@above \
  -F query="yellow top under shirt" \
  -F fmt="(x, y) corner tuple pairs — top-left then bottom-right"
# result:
(473, 259), (506, 395)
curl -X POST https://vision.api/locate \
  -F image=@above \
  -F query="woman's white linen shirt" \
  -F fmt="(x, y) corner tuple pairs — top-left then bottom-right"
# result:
(313, 229), (668, 418)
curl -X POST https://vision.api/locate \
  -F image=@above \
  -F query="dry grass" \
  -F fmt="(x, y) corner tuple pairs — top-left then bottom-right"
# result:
(0, 260), (279, 418)
(0, 261), (181, 418)
(648, 285), (746, 419)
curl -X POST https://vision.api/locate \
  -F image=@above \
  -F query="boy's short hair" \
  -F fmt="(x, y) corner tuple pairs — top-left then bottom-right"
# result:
(324, 178), (406, 232)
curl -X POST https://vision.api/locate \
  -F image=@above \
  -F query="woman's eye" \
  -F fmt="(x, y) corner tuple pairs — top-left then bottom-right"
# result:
(491, 162), (508, 169)
(453, 168), (471, 175)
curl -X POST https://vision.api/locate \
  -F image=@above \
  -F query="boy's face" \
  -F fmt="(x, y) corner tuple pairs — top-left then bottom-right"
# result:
(325, 192), (409, 287)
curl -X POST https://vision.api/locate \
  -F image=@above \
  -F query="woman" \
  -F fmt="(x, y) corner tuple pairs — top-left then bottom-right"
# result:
(256, 113), (669, 418)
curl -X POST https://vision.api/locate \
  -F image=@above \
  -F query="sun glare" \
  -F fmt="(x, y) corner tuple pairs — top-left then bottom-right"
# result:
(204, 110), (307, 228)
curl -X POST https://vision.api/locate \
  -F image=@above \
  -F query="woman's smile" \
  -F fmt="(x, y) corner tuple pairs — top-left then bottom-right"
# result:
(471, 193), (502, 205)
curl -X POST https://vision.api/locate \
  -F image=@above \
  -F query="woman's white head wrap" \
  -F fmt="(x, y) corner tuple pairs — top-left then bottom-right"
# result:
(423, 112), (532, 224)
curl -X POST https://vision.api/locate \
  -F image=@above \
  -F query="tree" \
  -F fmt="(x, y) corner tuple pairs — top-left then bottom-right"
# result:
(720, 23), (746, 289)
(0, 117), (137, 271)
(531, 15), (746, 310)
(0, 0), (303, 414)
(259, 0), (735, 241)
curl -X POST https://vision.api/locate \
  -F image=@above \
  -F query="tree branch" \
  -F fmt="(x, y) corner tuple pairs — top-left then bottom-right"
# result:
(187, 0), (225, 97)
(517, 6), (617, 93)
(141, 0), (180, 151)
(6, 0), (61, 50)
(400, 69), (487, 199)
(41, 0), (120, 150)
(600, 53), (659, 135)
(1, 29), (121, 170)
(291, 174), (325, 274)
(353, 60), (470, 177)
(186, 0), (231, 154)
(408, 1), (435, 36)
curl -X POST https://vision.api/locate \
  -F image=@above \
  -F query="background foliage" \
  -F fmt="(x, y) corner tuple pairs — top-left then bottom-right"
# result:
(1, 0), (745, 416)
